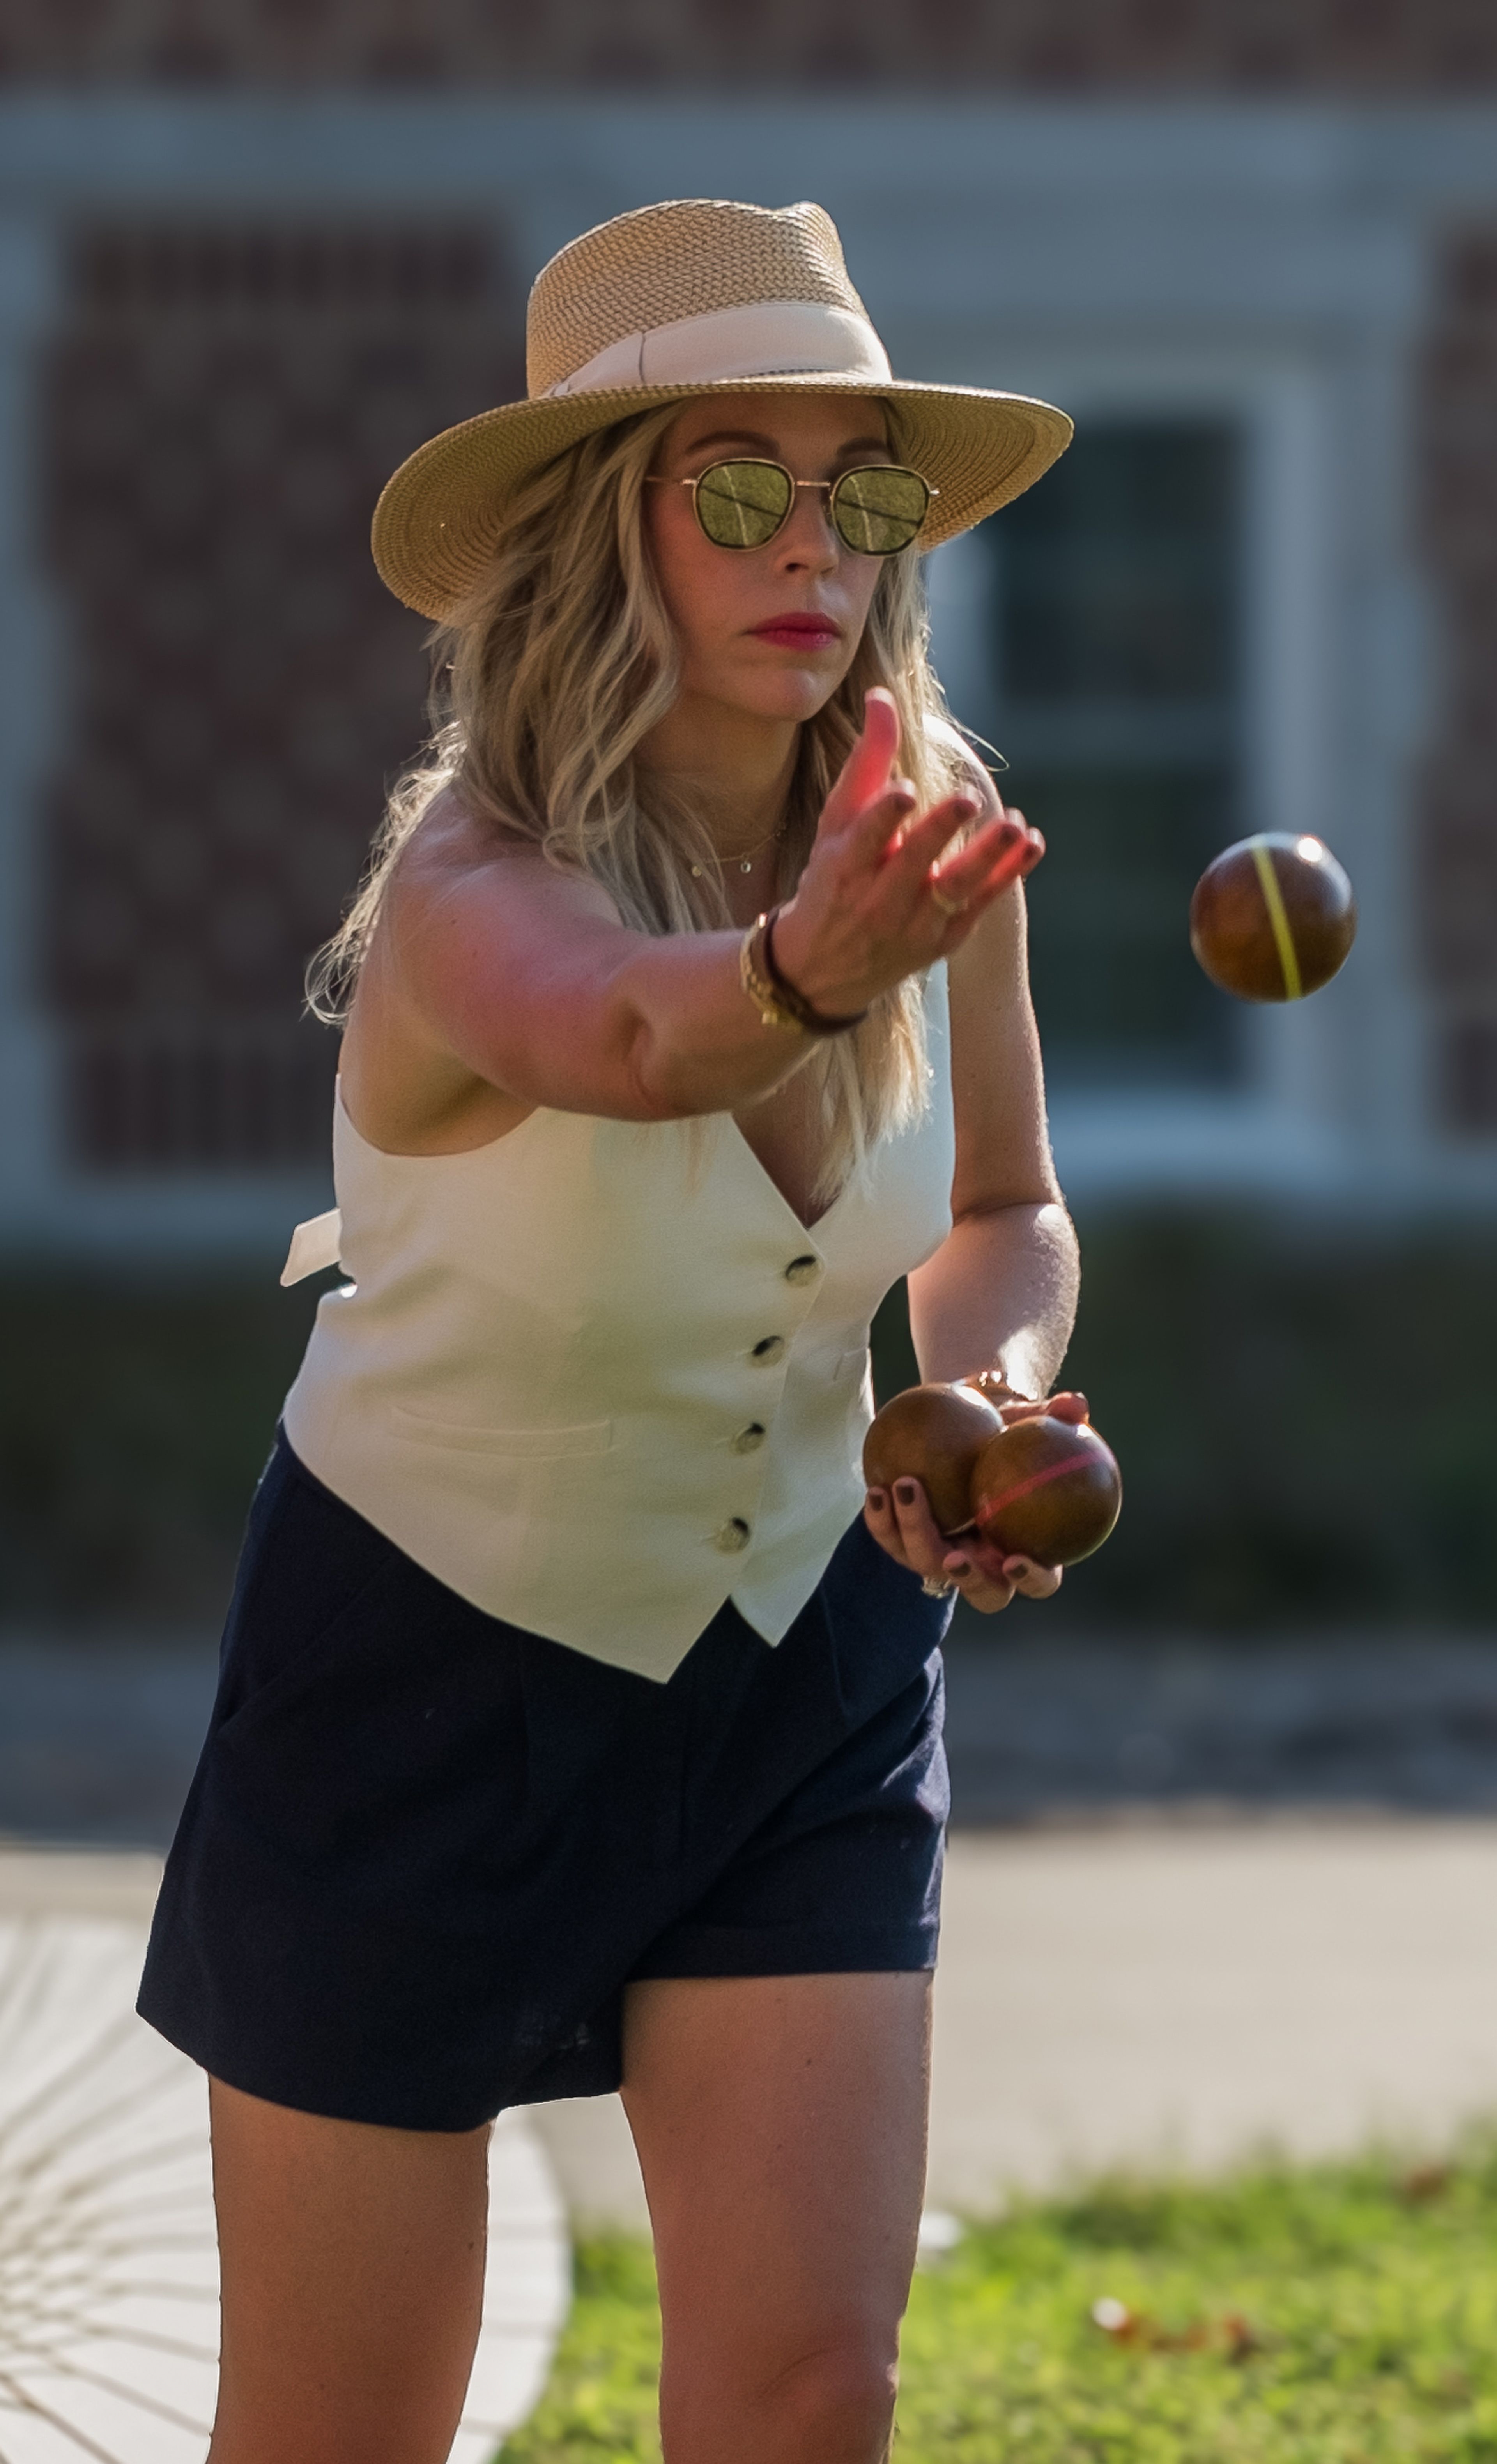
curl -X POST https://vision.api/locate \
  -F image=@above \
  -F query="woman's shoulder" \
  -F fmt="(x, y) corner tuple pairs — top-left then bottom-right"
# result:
(390, 787), (624, 929)
(392, 783), (532, 886)
(920, 711), (1002, 818)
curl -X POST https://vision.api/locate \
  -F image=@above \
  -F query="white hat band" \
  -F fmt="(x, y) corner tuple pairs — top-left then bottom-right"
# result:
(543, 299), (893, 399)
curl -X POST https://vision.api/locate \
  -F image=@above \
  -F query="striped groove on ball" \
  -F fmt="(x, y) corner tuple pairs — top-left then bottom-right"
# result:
(1189, 833), (1356, 1004)
(970, 1416), (1122, 1569)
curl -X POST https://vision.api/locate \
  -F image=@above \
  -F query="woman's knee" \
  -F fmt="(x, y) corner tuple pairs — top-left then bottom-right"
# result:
(771, 2332), (900, 2459)
(663, 2322), (900, 2464)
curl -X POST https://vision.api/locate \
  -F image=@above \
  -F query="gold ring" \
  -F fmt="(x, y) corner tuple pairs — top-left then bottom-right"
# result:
(921, 1574), (958, 1598)
(929, 880), (968, 919)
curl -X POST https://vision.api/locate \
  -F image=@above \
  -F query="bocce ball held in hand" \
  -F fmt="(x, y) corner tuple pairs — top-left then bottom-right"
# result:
(861, 1381), (1004, 1536)
(1190, 833), (1356, 1003)
(863, 1382), (1123, 1570)
(969, 1413), (1122, 1569)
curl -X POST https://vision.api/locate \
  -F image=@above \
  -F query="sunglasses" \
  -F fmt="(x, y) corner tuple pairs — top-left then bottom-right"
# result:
(648, 458), (934, 557)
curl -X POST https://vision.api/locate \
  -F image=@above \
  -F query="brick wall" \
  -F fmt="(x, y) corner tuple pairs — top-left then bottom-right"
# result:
(1421, 223), (1497, 1137)
(2, 0), (1497, 91)
(43, 219), (521, 1169)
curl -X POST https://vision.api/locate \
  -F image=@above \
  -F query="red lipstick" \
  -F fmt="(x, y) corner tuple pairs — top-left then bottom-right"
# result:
(750, 612), (842, 650)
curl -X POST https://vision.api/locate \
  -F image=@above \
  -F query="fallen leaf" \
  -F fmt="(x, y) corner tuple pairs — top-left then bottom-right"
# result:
(1090, 2297), (1261, 2360)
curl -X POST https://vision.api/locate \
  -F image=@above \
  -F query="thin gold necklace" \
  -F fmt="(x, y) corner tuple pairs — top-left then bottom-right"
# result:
(690, 820), (784, 879)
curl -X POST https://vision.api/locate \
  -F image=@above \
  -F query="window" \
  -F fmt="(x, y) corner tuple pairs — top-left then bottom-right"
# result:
(43, 219), (519, 1171)
(984, 420), (1244, 1089)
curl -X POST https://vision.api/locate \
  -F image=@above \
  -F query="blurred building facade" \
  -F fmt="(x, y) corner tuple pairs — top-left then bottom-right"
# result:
(2, 2), (1496, 1256)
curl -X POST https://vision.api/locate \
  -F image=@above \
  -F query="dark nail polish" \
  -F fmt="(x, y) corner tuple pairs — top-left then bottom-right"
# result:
(867, 1488), (887, 1511)
(895, 1479), (917, 1505)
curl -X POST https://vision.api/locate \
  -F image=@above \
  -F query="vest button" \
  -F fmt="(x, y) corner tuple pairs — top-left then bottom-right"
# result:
(750, 1336), (787, 1364)
(784, 1254), (821, 1285)
(713, 1517), (752, 1552)
(731, 1423), (767, 1453)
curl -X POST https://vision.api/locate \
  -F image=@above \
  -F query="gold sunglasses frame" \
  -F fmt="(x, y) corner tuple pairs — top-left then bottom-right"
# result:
(646, 458), (936, 555)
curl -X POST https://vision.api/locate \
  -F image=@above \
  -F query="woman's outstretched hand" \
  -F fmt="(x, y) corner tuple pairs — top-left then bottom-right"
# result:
(864, 1391), (1090, 1615)
(770, 687), (1043, 1019)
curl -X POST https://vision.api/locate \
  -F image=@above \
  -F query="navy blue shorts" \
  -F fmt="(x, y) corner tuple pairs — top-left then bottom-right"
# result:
(138, 1431), (952, 2132)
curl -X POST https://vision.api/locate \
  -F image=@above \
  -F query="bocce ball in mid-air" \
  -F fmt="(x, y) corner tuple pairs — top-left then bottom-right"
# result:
(1189, 833), (1357, 1003)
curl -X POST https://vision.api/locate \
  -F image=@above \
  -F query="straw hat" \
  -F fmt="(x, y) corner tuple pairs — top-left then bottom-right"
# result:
(372, 197), (1073, 622)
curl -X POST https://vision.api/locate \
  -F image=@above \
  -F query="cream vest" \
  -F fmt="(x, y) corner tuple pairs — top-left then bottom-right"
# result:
(281, 966), (955, 1683)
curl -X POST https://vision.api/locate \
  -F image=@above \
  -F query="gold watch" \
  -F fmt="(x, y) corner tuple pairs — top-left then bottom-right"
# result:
(738, 907), (869, 1039)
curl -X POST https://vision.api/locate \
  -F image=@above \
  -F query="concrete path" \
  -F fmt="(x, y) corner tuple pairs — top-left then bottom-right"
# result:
(929, 1815), (1497, 2208)
(0, 1853), (570, 2464)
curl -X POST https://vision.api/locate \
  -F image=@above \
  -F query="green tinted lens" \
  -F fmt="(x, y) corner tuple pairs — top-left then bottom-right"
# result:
(831, 465), (930, 555)
(694, 460), (795, 550)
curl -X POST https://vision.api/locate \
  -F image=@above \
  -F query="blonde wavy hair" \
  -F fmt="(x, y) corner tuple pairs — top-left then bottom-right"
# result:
(311, 401), (973, 1207)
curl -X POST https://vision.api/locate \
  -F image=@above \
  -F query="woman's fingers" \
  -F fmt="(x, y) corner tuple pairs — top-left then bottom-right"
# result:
(828, 754), (1035, 923)
(885, 1477), (951, 1574)
(890, 1480), (944, 1558)
(1000, 1555), (1065, 1600)
(999, 1389), (1090, 1428)
(795, 761), (1044, 1011)
(926, 817), (1042, 916)
(946, 806), (1041, 881)
(872, 1480), (1065, 1614)
(948, 1533), (1014, 1582)
(853, 785), (920, 854)
(940, 1542), (1017, 1614)
(882, 796), (1012, 887)
(862, 1485), (912, 1569)
(821, 688), (901, 834)
(886, 1481), (1017, 1615)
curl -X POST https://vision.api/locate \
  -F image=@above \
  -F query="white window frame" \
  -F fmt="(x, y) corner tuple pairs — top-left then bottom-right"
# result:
(927, 344), (1419, 1203)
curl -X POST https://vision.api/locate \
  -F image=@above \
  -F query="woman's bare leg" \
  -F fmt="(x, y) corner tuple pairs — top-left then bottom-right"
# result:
(621, 1971), (932, 2464)
(206, 2076), (490, 2464)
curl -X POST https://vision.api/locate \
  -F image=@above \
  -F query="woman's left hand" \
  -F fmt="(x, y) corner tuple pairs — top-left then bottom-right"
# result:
(863, 1390), (1090, 1614)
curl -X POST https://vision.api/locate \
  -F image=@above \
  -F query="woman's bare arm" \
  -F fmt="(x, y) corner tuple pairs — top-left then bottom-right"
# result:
(864, 818), (1085, 1617)
(906, 881), (1078, 1397)
(367, 693), (1039, 1128)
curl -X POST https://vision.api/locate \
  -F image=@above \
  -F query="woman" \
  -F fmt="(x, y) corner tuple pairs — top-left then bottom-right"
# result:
(140, 198), (1082, 2464)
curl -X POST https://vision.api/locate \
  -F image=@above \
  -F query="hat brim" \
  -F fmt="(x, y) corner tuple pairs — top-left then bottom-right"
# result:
(371, 373), (1073, 622)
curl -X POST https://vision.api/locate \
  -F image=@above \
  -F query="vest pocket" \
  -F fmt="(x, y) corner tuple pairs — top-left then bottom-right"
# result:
(388, 1404), (614, 1457)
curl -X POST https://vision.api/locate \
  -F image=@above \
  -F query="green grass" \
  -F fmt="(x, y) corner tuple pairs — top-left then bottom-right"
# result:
(500, 2146), (1497, 2461)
